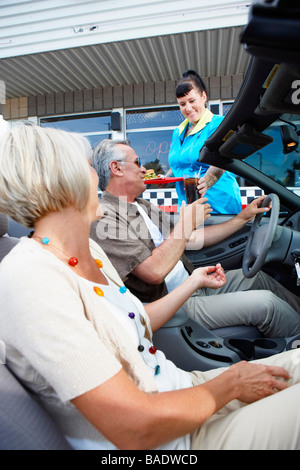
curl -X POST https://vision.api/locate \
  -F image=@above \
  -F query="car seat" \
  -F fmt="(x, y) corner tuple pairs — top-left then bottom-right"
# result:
(0, 212), (72, 450)
(0, 363), (71, 450)
(0, 213), (19, 262)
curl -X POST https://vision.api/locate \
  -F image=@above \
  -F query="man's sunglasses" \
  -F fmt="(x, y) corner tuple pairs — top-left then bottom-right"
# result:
(115, 156), (142, 167)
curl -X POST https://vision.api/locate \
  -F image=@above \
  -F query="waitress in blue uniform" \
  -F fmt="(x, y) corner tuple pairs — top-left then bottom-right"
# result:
(169, 70), (242, 214)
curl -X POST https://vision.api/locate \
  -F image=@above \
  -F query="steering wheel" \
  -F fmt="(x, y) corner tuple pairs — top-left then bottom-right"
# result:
(242, 193), (280, 278)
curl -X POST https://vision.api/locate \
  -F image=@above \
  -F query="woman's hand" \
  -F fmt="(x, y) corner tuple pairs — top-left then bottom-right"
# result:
(197, 177), (209, 197)
(197, 167), (225, 197)
(191, 263), (226, 290)
(229, 360), (291, 404)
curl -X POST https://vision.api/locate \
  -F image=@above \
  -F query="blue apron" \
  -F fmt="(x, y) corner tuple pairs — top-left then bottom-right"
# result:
(168, 110), (242, 214)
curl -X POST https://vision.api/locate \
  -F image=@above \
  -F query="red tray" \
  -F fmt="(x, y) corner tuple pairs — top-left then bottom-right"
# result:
(144, 177), (183, 184)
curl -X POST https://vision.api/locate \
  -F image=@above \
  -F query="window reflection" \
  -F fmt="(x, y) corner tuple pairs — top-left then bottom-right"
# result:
(40, 113), (112, 148)
(40, 113), (112, 133)
(126, 107), (182, 129)
(127, 130), (175, 175)
(85, 134), (111, 148)
(245, 115), (300, 190)
(126, 107), (182, 181)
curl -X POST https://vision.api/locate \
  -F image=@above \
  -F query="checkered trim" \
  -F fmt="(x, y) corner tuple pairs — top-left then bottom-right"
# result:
(142, 187), (264, 212)
(144, 189), (179, 212)
(239, 187), (264, 208)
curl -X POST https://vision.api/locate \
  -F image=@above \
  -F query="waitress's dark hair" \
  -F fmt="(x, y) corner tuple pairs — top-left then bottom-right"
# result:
(175, 69), (208, 99)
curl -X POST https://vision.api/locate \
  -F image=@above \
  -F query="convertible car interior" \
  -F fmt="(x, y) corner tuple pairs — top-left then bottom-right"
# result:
(154, 0), (300, 371)
(0, 0), (300, 450)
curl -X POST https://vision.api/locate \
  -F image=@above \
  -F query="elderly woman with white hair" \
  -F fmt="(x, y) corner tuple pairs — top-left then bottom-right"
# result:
(0, 122), (300, 451)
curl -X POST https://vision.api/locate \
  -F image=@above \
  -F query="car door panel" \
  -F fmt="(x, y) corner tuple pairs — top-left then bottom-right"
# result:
(185, 217), (252, 270)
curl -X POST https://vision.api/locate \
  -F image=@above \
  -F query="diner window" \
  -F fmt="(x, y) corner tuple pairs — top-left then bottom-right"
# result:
(39, 112), (113, 147)
(209, 101), (233, 116)
(125, 106), (182, 175)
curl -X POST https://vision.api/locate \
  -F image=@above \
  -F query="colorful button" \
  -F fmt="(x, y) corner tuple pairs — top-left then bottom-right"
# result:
(128, 312), (135, 319)
(155, 365), (160, 375)
(42, 237), (50, 245)
(93, 286), (104, 296)
(119, 286), (127, 294)
(138, 345), (144, 352)
(95, 259), (103, 268)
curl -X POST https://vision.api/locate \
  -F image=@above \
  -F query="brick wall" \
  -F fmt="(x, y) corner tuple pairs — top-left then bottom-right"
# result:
(2, 74), (244, 120)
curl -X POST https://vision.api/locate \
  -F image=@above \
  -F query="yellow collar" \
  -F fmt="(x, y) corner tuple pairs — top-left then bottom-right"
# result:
(178, 108), (214, 136)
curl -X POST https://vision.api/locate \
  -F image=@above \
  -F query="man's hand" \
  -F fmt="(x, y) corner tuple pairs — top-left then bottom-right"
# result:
(237, 195), (271, 223)
(179, 198), (212, 241)
(191, 263), (226, 290)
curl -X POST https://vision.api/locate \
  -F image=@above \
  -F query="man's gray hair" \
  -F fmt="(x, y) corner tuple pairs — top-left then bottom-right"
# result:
(92, 139), (130, 190)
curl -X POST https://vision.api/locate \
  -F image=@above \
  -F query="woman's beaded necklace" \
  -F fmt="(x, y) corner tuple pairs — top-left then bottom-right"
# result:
(30, 232), (161, 376)
(30, 233), (79, 267)
(93, 267), (161, 376)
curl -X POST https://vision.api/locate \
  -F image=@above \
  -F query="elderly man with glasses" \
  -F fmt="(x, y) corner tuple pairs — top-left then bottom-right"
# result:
(90, 139), (300, 338)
